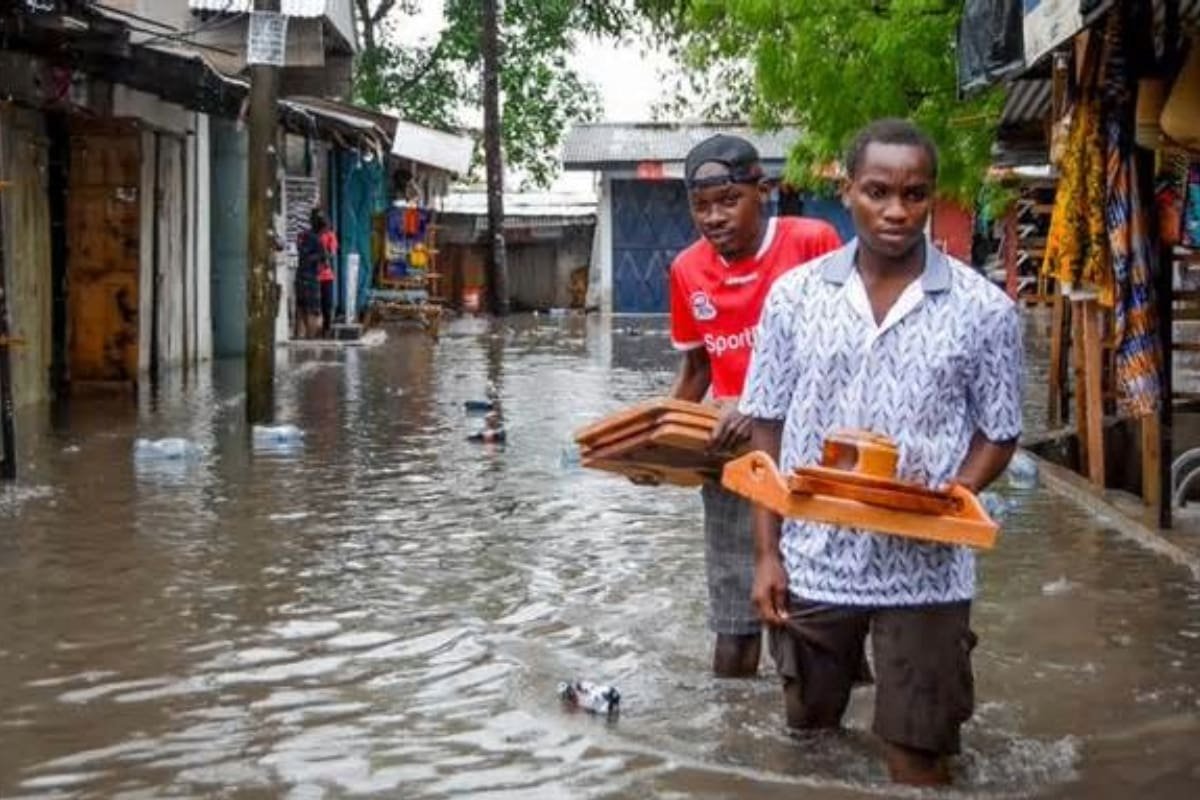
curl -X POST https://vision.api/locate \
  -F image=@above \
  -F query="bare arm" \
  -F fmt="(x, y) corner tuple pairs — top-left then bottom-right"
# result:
(954, 431), (1018, 493)
(670, 347), (711, 402)
(750, 418), (789, 625)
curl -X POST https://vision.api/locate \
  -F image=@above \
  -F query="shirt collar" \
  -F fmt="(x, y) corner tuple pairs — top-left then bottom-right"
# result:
(718, 217), (777, 268)
(820, 237), (952, 293)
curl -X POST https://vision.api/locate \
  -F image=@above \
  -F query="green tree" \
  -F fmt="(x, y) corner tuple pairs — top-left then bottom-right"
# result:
(653, 0), (1005, 200)
(352, 0), (635, 187)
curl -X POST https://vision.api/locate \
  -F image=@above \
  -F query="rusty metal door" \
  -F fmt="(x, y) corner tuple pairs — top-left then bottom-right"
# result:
(67, 120), (140, 385)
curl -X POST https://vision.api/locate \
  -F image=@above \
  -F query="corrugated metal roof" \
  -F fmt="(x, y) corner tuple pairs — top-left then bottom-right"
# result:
(562, 123), (799, 170)
(188, 0), (355, 50)
(1001, 79), (1051, 127)
(190, 0), (326, 16)
(440, 190), (597, 218)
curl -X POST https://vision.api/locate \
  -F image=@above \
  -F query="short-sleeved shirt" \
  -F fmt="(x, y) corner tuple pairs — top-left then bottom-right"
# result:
(739, 238), (1023, 606)
(670, 217), (842, 399)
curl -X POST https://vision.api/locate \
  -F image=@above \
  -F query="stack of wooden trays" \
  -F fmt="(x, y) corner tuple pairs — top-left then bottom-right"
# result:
(574, 399), (744, 486)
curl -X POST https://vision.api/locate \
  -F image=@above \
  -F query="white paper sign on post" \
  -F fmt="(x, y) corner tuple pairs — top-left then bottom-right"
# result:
(247, 11), (289, 67)
(1023, 0), (1083, 68)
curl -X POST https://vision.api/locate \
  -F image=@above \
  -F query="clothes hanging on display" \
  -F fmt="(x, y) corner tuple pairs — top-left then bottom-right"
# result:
(1042, 95), (1112, 303)
(383, 203), (433, 279)
(1099, 7), (1163, 418)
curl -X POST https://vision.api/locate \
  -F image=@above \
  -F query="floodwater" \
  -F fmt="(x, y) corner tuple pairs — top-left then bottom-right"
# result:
(1, 314), (1198, 799)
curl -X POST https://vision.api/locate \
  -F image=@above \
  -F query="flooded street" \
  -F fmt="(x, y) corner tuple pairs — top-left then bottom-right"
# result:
(1, 314), (1199, 799)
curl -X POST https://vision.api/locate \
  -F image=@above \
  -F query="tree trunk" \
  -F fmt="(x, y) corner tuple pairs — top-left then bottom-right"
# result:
(481, 0), (509, 316)
(246, 0), (282, 424)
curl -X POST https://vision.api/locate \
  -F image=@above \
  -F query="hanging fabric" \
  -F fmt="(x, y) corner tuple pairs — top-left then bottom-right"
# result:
(1100, 5), (1163, 417)
(1042, 96), (1112, 301)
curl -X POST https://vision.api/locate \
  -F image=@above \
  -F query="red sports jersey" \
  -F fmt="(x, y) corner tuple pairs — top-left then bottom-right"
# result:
(669, 216), (842, 399)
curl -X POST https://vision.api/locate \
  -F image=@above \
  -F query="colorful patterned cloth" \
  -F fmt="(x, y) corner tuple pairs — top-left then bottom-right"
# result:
(1100, 8), (1163, 417)
(1042, 97), (1112, 304)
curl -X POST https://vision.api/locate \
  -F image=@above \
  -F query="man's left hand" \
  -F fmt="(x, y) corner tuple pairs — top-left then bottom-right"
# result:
(709, 403), (752, 454)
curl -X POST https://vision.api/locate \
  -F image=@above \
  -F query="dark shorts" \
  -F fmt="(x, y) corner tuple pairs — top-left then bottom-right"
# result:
(701, 482), (761, 636)
(769, 598), (976, 755)
(296, 272), (321, 314)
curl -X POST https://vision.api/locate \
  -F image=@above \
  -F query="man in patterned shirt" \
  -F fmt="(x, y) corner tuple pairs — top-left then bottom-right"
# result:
(739, 119), (1022, 784)
(665, 134), (841, 677)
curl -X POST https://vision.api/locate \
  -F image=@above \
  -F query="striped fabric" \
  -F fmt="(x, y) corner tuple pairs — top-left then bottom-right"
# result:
(1101, 7), (1164, 417)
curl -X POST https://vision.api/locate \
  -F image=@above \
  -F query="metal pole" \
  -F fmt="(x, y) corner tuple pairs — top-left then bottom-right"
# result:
(481, 0), (509, 316)
(246, 0), (282, 424)
(0, 179), (17, 480)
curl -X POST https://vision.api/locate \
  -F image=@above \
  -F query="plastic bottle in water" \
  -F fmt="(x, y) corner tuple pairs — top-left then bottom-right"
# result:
(558, 680), (620, 716)
(133, 438), (199, 461)
(979, 491), (1010, 521)
(1005, 452), (1038, 489)
(252, 424), (305, 446)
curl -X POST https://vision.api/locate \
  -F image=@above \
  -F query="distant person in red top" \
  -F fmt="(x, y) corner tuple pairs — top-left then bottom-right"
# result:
(666, 134), (841, 677)
(297, 208), (338, 339)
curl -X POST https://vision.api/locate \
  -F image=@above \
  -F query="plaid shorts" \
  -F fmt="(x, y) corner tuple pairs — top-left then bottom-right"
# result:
(702, 482), (761, 636)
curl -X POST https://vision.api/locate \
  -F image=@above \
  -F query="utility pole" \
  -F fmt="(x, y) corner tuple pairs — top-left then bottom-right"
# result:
(0, 179), (17, 480)
(246, 0), (283, 423)
(481, 0), (509, 316)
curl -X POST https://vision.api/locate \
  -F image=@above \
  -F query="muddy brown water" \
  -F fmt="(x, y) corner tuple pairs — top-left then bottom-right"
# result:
(1, 314), (1198, 799)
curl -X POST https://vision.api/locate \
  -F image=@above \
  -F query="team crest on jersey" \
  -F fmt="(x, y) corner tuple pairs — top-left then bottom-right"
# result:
(690, 290), (717, 321)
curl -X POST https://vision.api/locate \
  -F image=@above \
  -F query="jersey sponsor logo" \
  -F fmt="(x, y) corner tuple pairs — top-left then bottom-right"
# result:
(704, 325), (756, 357)
(690, 290), (717, 321)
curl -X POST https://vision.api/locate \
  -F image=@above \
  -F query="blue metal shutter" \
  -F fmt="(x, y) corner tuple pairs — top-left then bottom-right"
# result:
(611, 180), (695, 313)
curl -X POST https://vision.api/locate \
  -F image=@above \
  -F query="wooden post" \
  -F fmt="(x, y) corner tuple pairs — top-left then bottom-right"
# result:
(1080, 299), (1106, 487)
(1003, 207), (1018, 300)
(1142, 413), (1161, 510)
(481, 0), (509, 316)
(0, 179), (16, 480)
(1072, 300), (1090, 471)
(1048, 293), (1067, 426)
(246, 0), (282, 424)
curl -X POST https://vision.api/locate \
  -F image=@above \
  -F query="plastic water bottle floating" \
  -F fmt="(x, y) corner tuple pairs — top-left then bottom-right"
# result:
(558, 680), (620, 717)
(133, 438), (200, 461)
(1005, 452), (1038, 489)
(252, 424), (305, 446)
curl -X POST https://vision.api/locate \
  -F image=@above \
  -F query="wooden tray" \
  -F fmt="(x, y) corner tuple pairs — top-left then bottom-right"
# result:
(580, 411), (718, 454)
(574, 398), (719, 448)
(581, 456), (715, 487)
(789, 466), (961, 516)
(585, 425), (735, 470)
(722, 452), (998, 549)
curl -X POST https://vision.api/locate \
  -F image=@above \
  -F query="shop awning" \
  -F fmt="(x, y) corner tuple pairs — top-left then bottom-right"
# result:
(390, 120), (474, 177)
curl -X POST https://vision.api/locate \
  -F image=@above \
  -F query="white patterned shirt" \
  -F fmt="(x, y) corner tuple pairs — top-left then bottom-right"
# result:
(738, 239), (1023, 606)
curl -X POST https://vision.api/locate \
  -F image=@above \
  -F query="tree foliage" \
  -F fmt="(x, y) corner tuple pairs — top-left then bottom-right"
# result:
(650, 0), (1005, 200)
(352, 0), (636, 187)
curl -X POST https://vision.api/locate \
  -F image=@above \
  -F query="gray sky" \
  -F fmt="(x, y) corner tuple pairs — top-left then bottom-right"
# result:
(391, 0), (671, 123)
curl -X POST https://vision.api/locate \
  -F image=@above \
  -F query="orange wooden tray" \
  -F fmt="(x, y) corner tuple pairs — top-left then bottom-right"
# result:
(580, 456), (715, 487)
(584, 425), (736, 470)
(722, 452), (998, 549)
(574, 398), (719, 448)
(580, 411), (717, 454)
(789, 466), (961, 516)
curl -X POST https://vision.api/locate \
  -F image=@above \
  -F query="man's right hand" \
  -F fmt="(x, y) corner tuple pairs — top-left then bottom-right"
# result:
(752, 555), (789, 626)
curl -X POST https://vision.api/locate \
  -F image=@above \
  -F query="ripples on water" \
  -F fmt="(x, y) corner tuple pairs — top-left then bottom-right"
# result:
(1, 315), (1198, 799)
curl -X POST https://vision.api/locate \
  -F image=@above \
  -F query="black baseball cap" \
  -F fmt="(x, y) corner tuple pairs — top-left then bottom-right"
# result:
(684, 134), (763, 189)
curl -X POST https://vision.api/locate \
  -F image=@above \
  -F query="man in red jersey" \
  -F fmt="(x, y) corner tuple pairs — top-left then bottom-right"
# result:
(666, 134), (841, 677)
